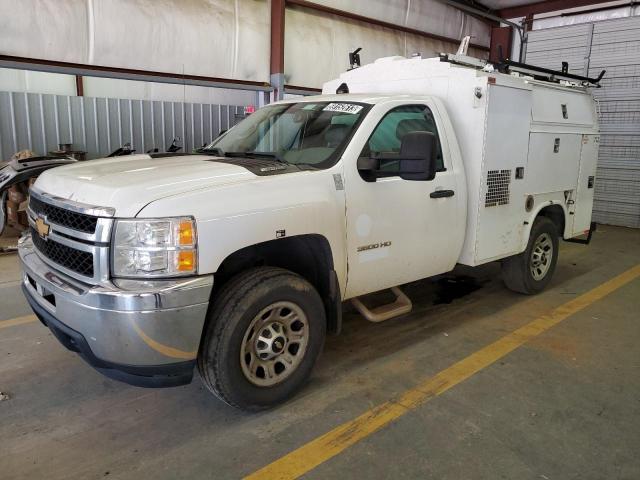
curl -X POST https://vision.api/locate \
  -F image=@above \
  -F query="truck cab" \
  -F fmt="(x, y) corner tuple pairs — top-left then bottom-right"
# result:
(19, 54), (599, 410)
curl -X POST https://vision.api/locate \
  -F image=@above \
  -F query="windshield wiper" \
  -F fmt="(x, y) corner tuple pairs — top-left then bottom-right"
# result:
(226, 151), (288, 164)
(197, 147), (224, 155)
(198, 149), (288, 165)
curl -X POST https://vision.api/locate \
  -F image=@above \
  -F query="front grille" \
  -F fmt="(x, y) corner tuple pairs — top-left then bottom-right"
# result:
(29, 196), (98, 234)
(31, 227), (94, 277)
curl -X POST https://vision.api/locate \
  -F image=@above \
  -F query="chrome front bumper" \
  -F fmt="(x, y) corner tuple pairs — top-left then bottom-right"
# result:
(19, 234), (214, 387)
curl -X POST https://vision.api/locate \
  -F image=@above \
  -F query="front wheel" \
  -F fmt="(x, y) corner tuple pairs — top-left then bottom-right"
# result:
(198, 267), (326, 411)
(502, 216), (559, 294)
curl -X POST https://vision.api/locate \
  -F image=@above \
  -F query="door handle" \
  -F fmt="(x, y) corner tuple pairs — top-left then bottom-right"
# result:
(430, 189), (455, 198)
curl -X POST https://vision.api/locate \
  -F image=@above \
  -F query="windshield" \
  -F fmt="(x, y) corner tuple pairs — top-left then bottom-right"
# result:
(203, 101), (368, 168)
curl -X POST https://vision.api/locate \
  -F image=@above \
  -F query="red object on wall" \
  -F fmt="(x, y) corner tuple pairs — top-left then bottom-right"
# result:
(489, 26), (513, 63)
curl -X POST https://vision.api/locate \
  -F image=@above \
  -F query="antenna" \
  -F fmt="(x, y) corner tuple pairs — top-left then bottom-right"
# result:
(349, 48), (362, 70)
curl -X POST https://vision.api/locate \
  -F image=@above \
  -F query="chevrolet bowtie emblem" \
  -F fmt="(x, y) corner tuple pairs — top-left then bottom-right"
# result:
(35, 216), (50, 239)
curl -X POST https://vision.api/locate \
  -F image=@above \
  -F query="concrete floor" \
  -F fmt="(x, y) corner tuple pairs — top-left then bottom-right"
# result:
(1, 225), (639, 480)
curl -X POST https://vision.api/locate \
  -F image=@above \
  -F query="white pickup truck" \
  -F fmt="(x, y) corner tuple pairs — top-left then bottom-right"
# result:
(19, 53), (599, 410)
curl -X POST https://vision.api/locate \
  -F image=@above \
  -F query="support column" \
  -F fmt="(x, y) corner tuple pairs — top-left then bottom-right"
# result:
(75, 74), (84, 96)
(519, 13), (534, 62)
(270, 0), (286, 102)
(489, 26), (513, 63)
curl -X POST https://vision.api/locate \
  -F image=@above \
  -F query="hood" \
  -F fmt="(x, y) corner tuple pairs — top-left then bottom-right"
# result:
(34, 154), (256, 217)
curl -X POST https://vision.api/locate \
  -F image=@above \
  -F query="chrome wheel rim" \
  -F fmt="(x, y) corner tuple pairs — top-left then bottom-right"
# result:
(240, 301), (309, 387)
(530, 232), (553, 281)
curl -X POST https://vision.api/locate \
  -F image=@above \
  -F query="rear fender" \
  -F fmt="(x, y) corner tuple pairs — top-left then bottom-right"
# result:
(520, 200), (568, 252)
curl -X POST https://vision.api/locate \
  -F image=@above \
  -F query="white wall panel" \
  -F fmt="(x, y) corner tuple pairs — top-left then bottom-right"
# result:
(83, 77), (256, 106)
(0, 68), (256, 106)
(0, 0), (488, 91)
(0, 0), (270, 82)
(0, 0), (90, 63)
(310, 0), (490, 47)
(285, 8), (401, 88)
(284, 7), (484, 88)
(0, 68), (76, 96)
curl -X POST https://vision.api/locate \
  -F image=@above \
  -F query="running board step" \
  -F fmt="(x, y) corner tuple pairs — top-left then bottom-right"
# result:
(351, 287), (412, 323)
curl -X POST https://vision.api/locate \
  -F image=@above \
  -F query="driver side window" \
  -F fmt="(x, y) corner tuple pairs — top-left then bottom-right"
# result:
(360, 105), (444, 175)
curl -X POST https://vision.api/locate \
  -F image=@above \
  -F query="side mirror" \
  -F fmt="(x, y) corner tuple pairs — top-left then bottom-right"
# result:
(397, 131), (437, 181)
(357, 131), (437, 181)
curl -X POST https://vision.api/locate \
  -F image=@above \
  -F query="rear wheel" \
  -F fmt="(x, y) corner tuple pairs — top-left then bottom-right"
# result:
(198, 267), (326, 411)
(502, 216), (559, 294)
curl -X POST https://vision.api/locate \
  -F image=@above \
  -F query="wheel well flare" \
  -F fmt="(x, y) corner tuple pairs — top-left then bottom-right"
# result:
(213, 235), (341, 333)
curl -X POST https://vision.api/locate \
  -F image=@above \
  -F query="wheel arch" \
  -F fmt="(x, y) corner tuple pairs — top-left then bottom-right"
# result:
(537, 204), (566, 237)
(212, 234), (342, 334)
(520, 201), (568, 252)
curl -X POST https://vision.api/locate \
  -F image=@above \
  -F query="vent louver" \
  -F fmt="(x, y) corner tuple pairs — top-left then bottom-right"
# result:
(485, 169), (511, 207)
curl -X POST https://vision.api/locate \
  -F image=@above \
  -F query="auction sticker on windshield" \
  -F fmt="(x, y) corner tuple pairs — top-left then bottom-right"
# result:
(323, 103), (363, 114)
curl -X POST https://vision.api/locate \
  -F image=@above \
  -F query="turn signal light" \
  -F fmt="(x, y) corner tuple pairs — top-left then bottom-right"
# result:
(178, 220), (194, 246)
(177, 250), (195, 271)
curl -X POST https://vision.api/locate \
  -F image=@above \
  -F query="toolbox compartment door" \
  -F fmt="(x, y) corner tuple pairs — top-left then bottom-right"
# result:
(475, 85), (532, 263)
(571, 135), (599, 236)
(526, 133), (581, 194)
(531, 88), (595, 126)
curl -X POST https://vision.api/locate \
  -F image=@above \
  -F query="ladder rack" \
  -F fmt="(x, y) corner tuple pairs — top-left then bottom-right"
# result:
(439, 53), (606, 88)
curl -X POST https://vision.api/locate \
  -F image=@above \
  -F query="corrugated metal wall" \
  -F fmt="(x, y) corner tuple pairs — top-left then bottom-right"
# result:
(0, 91), (245, 160)
(525, 16), (640, 228)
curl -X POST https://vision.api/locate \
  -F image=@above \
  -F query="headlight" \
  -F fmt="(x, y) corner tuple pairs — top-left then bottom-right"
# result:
(112, 217), (197, 277)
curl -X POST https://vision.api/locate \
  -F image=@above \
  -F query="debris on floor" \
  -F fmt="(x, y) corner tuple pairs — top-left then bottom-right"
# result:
(0, 245), (18, 255)
(0, 392), (10, 402)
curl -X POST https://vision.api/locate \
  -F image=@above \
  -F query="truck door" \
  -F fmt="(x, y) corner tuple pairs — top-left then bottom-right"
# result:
(343, 102), (464, 299)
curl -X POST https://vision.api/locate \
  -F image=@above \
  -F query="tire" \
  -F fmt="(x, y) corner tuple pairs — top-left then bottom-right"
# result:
(502, 216), (559, 295)
(198, 266), (326, 411)
(0, 191), (7, 236)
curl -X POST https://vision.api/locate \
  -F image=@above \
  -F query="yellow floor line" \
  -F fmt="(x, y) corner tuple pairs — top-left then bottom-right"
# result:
(245, 263), (640, 480)
(0, 279), (24, 288)
(131, 322), (197, 360)
(0, 314), (37, 329)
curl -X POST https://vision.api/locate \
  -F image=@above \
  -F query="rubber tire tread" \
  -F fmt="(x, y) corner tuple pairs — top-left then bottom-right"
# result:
(198, 266), (325, 411)
(502, 216), (559, 295)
